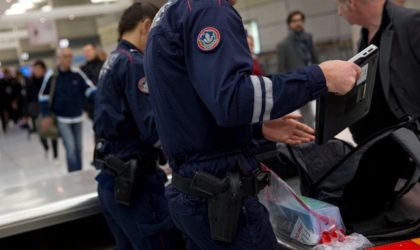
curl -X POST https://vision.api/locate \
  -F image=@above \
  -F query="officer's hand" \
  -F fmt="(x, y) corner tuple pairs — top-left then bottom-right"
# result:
(319, 60), (361, 95)
(262, 114), (315, 145)
(41, 116), (53, 132)
(159, 164), (172, 176)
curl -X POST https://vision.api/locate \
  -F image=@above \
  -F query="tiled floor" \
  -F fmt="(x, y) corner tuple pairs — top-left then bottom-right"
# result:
(0, 117), (96, 190)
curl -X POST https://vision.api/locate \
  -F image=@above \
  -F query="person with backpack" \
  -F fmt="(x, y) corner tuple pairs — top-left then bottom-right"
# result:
(27, 60), (59, 160)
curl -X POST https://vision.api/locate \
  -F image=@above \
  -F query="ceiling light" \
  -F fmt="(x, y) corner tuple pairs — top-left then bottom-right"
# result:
(41, 5), (51, 12)
(5, 8), (26, 15)
(18, 0), (44, 3)
(91, 0), (117, 3)
(11, 2), (34, 10)
(21, 52), (29, 61)
(59, 39), (69, 48)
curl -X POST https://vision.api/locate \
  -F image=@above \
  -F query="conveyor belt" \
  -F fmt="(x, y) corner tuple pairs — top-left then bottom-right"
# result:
(0, 170), (100, 238)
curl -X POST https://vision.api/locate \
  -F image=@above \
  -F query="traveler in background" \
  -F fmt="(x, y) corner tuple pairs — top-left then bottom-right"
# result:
(247, 34), (264, 76)
(277, 10), (319, 127)
(16, 71), (28, 128)
(26, 60), (58, 160)
(39, 48), (96, 172)
(2, 68), (23, 125)
(81, 43), (104, 86)
(81, 43), (104, 121)
(97, 49), (108, 62)
(0, 69), (10, 133)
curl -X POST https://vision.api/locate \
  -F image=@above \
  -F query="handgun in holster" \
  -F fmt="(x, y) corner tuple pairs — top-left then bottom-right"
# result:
(188, 167), (271, 243)
(93, 140), (139, 206)
(104, 155), (138, 206)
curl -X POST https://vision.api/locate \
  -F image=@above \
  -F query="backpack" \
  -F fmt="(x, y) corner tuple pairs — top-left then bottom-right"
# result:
(278, 116), (420, 241)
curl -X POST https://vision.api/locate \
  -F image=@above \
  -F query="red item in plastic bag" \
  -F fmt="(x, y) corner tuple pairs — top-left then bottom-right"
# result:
(259, 163), (346, 245)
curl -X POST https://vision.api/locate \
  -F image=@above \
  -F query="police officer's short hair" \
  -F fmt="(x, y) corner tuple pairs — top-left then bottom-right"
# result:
(287, 10), (305, 24)
(118, 2), (159, 40)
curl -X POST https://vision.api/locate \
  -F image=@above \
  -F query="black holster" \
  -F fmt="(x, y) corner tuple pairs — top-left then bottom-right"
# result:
(111, 157), (138, 206)
(94, 140), (157, 206)
(207, 173), (243, 243)
(172, 165), (271, 243)
(102, 155), (139, 206)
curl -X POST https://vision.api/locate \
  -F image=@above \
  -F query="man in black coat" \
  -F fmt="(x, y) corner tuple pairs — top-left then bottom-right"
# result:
(81, 44), (104, 121)
(81, 44), (104, 86)
(0, 74), (9, 133)
(277, 10), (319, 127)
(2, 68), (22, 125)
(338, 0), (420, 221)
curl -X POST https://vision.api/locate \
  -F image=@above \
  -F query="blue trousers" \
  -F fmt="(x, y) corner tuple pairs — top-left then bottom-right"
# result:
(57, 121), (82, 172)
(98, 172), (182, 250)
(167, 154), (279, 250)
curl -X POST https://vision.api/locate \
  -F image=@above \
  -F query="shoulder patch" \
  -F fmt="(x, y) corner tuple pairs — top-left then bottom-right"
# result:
(138, 77), (149, 94)
(197, 27), (221, 52)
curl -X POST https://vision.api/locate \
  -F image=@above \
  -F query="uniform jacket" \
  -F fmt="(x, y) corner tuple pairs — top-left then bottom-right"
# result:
(94, 40), (160, 160)
(144, 0), (327, 166)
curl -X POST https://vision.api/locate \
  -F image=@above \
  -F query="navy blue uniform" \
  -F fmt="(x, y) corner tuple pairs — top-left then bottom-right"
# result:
(94, 40), (178, 250)
(145, 1), (328, 249)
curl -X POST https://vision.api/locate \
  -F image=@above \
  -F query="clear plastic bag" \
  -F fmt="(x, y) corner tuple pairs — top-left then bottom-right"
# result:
(259, 164), (346, 246)
(313, 233), (374, 250)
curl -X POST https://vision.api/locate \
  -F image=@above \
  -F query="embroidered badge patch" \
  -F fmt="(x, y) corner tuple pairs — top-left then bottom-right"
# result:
(138, 77), (149, 94)
(197, 27), (221, 52)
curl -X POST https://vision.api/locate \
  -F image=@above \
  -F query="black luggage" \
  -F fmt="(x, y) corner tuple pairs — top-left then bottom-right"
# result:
(278, 116), (420, 242)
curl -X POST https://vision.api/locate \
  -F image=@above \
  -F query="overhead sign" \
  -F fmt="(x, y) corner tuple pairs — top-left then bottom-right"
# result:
(27, 19), (57, 46)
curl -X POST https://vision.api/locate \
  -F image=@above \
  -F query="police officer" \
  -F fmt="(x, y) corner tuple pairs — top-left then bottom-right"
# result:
(144, 0), (361, 249)
(94, 3), (180, 250)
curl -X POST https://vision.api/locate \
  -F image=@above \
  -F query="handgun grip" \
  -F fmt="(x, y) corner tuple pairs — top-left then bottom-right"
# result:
(190, 172), (228, 196)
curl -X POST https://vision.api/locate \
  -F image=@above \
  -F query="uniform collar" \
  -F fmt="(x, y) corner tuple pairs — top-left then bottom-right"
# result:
(118, 39), (140, 52)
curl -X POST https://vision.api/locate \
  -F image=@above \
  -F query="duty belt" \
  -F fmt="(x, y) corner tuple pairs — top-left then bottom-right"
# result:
(171, 166), (271, 198)
(171, 164), (271, 243)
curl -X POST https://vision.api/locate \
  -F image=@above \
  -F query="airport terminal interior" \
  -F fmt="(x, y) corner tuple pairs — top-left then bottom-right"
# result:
(0, 0), (419, 249)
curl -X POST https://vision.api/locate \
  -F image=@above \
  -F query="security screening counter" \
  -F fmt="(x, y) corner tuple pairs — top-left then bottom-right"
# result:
(0, 168), (415, 249)
(0, 170), (100, 238)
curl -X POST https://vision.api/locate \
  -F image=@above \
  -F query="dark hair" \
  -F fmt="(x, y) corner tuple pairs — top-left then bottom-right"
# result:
(287, 10), (305, 24)
(33, 60), (47, 70)
(118, 2), (159, 40)
(84, 43), (97, 49)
